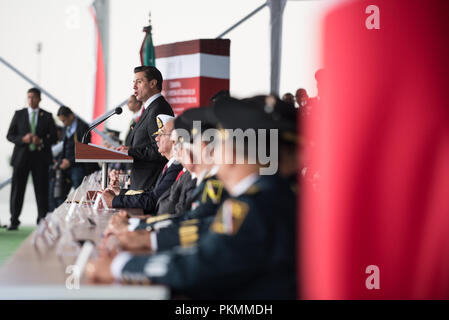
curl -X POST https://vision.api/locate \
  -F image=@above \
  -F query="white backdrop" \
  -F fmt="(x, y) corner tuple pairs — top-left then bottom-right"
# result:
(0, 0), (340, 180)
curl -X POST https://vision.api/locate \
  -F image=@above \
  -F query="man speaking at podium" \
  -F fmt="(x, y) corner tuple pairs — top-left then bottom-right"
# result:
(117, 66), (174, 190)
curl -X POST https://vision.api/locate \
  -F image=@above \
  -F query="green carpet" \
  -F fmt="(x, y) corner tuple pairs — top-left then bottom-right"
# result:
(0, 226), (35, 267)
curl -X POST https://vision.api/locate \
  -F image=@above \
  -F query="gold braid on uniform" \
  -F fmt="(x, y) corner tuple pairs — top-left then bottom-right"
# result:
(179, 225), (199, 247)
(125, 190), (145, 196)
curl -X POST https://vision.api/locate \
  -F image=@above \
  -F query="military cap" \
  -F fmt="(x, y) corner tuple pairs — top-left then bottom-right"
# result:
(241, 95), (297, 143)
(153, 114), (175, 136)
(211, 97), (277, 131)
(174, 107), (217, 143)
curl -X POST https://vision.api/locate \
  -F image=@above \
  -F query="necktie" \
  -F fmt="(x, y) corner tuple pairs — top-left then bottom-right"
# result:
(136, 107), (145, 122)
(29, 110), (36, 151)
(161, 163), (168, 176)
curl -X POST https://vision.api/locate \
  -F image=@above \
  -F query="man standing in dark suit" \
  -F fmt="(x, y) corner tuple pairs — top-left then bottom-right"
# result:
(116, 66), (174, 190)
(6, 88), (57, 230)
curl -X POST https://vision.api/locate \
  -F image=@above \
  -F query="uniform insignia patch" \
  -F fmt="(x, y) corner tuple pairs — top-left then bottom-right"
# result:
(201, 180), (223, 204)
(210, 199), (249, 235)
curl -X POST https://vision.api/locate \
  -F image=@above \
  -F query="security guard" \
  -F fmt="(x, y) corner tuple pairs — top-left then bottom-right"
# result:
(87, 97), (296, 299)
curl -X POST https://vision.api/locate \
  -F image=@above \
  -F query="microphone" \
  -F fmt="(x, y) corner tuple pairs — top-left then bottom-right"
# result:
(82, 107), (123, 144)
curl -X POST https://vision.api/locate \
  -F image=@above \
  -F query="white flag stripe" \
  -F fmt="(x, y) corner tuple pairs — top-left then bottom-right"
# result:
(156, 53), (230, 80)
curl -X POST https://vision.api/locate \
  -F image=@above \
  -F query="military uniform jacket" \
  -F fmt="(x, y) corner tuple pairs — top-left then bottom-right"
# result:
(7, 107), (57, 168)
(119, 174), (296, 299)
(135, 175), (229, 252)
(135, 173), (227, 226)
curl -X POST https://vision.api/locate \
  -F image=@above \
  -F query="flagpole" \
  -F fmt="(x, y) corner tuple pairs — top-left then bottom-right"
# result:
(140, 12), (156, 67)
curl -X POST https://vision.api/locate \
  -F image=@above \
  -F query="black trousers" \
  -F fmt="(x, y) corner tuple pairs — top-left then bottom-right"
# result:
(10, 157), (49, 226)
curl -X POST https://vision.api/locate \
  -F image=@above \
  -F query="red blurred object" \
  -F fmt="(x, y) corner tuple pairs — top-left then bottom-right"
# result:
(301, 0), (449, 299)
(89, 5), (106, 145)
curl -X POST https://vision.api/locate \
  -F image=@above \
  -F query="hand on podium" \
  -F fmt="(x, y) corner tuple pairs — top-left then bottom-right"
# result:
(116, 145), (129, 153)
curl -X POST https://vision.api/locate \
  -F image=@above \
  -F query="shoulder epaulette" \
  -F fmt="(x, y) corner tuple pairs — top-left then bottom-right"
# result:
(146, 213), (172, 224)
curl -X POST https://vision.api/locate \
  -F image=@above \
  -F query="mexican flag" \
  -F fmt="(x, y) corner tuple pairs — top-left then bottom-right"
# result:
(140, 22), (156, 67)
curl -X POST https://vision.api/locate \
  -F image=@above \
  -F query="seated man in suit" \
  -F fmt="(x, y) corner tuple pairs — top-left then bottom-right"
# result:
(101, 114), (182, 213)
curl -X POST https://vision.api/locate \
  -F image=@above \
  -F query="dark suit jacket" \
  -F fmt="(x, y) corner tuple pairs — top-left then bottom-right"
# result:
(156, 170), (197, 215)
(126, 95), (174, 190)
(112, 162), (183, 212)
(59, 117), (91, 168)
(124, 119), (136, 147)
(7, 108), (57, 168)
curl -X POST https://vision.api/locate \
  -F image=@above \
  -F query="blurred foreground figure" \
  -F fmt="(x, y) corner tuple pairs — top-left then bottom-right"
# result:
(302, 0), (449, 299)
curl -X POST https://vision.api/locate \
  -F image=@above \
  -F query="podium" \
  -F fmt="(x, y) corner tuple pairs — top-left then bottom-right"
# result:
(75, 142), (133, 189)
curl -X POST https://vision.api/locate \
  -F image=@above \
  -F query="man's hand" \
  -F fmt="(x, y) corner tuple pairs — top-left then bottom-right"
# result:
(104, 210), (129, 237)
(101, 189), (116, 208)
(31, 135), (42, 145)
(116, 145), (129, 153)
(21, 133), (33, 144)
(108, 170), (122, 195)
(109, 169), (119, 185)
(117, 230), (152, 252)
(85, 253), (116, 284)
(59, 158), (70, 170)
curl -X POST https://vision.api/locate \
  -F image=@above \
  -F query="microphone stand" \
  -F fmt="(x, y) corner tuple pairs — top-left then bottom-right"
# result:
(81, 107), (123, 189)
(82, 107), (123, 144)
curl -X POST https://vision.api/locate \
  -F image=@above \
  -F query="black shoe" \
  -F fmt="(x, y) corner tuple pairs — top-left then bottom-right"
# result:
(7, 225), (19, 231)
